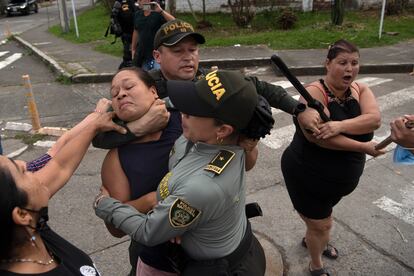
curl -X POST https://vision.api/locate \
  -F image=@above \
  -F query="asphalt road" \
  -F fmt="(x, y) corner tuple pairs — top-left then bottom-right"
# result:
(1, 41), (414, 275)
(0, 0), (92, 42)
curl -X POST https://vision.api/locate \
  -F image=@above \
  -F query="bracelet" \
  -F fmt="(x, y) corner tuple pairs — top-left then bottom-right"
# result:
(94, 109), (104, 114)
(93, 193), (108, 209)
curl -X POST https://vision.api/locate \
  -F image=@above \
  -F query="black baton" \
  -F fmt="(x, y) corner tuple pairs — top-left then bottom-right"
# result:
(375, 120), (414, 150)
(271, 55), (330, 123)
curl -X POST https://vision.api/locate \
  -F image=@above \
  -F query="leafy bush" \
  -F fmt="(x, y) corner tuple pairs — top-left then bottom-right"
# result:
(228, 0), (256, 28)
(386, 0), (409, 15)
(277, 8), (297, 30)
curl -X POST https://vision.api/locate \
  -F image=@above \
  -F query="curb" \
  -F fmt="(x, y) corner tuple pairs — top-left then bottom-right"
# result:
(13, 35), (414, 83)
(13, 35), (72, 80)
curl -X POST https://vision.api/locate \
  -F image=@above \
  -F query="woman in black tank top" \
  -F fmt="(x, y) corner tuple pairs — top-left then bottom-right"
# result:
(101, 67), (181, 275)
(281, 39), (384, 276)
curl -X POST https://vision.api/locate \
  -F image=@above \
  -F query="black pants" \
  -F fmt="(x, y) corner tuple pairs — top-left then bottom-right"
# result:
(181, 224), (266, 276)
(119, 33), (132, 69)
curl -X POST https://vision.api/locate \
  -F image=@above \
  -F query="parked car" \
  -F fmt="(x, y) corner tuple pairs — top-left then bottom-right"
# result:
(5, 0), (38, 16)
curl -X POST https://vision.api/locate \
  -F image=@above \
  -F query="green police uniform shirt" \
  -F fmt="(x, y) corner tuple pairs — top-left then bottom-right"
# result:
(96, 135), (247, 260)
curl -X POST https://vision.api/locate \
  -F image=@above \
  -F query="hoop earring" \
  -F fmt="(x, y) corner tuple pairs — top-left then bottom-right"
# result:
(216, 136), (223, 145)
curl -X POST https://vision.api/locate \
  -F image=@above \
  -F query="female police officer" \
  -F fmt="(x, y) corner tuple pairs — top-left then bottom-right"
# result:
(94, 70), (271, 275)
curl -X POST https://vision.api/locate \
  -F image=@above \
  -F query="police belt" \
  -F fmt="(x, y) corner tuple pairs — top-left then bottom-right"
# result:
(182, 221), (253, 274)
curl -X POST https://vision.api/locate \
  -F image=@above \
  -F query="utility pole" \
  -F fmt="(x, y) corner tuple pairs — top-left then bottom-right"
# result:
(57, 0), (70, 33)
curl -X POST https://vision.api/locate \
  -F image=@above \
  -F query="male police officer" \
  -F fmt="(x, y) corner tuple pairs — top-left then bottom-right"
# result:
(110, 0), (137, 69)
(93, 19), (320, 148)
(95, 70), (268, 275)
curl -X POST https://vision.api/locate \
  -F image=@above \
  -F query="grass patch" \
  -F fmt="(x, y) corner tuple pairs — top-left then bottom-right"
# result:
(14, 133), (47, 145)
(55, 74), (72, 84)
(48, 4), (414, 57)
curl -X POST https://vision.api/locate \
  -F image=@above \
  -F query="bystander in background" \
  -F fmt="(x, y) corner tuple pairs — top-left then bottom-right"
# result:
(110, 0), (138, 69)
(132, 0), (174, 70)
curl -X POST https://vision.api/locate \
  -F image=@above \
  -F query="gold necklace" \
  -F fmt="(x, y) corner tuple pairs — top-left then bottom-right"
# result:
(1, 256), (54, 266)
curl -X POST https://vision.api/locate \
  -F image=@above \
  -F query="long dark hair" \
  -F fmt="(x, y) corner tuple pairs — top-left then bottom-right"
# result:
(113, 67), (156, 89)
(0, 164), (29, 259)
(327, 39), (359, 61)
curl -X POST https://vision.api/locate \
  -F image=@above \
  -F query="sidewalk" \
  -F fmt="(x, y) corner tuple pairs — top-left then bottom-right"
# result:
(13, 22), (414, 83)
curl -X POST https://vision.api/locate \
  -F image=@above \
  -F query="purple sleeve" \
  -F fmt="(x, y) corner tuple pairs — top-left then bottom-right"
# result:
(26, 153), (52, 172)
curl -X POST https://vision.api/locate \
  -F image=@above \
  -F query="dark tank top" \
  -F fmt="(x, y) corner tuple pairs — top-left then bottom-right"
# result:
(290, 80), (374, 186)
(118, 111), (182, 272)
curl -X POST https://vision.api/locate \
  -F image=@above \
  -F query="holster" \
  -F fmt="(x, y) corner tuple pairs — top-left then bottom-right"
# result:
(167, 222), (253, 276)
(245, 202), (263, 219)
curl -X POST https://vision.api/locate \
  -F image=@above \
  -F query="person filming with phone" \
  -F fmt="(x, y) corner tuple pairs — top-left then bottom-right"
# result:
(132, 0), (174, 71)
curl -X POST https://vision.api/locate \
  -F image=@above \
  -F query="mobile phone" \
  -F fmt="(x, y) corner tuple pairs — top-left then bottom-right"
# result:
(142, 2), (156, 11)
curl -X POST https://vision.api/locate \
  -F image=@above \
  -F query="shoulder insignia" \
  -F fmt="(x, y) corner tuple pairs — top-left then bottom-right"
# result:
(159, 172), (172, 199)
(204, 149), (235, 175)
(169, 198), (201, 228)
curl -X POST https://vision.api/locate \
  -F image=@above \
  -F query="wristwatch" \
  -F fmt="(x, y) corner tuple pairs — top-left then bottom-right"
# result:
(293, 103), (306, 117)
(93, 192), (108, 209)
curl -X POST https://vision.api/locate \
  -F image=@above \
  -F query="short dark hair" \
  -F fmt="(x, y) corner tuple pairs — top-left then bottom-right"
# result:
(113, 67), (156, 89)
(327, 39), (359, 61)
(0, 163), (29, 259)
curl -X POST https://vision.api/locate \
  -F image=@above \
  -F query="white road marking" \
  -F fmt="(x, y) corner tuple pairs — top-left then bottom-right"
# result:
(0, 51), (9, 57)
(377, 86), (414, 112)
(373, 194), (414, 226)
(270, 80), (299, 89)
(5, 122), (32, 132)
(356, 76), (393, 87)
(33, 42), (52, 46)
(263, 85), (414, 150)
(6, 145), (29, 158)
(34, 140), (56, 148)
(0, 53), (23, 70)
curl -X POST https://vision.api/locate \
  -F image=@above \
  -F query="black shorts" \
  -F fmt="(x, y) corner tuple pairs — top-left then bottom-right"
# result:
(281, 147), (343, 219)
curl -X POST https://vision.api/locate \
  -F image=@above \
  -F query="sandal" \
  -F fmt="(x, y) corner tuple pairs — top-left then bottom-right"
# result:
(302, 237), (339, 259)
(309, 263), (330, 276)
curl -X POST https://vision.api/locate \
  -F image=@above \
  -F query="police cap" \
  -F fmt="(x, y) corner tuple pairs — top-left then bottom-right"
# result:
(154, 19), (205, 49)
(167, 70), (258, 130)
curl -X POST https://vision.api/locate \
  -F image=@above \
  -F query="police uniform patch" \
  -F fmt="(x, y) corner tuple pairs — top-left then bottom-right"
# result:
(159, 172), (171, 199)
(204, 150), (235, 175)
(169, 198), (201, 228)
